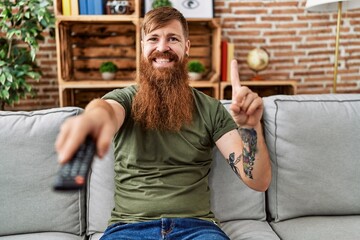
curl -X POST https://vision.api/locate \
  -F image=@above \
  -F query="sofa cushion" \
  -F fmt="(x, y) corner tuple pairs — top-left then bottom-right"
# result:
(262, 94), (360, 222)
(221, 220), (280, 240)
(0, 232), (84, 240)
(87, 146), (115, 235)
(88, 233), (103, 240)
(0, 108), (86, 237)
(269, 216), (360, 240)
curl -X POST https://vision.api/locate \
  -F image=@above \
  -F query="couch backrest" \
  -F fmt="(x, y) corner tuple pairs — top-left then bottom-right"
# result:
(0, 107), (86, 237)
(86, 146), (115, 235)
(86, 100), (267, 235)
(262, 94), (360, 222)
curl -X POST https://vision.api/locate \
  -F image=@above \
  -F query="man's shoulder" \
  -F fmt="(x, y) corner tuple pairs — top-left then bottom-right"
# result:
(103, 85), (138, 100)
(191, 87), (220, 105)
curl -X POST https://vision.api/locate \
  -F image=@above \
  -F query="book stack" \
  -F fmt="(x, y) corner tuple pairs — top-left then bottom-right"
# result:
(220, 40), (235, 82)
(62, 0), (105, 15)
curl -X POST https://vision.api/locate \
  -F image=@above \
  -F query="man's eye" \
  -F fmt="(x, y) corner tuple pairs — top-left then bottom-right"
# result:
(147, 38), (157, 42)
(169, 37), (179, 42)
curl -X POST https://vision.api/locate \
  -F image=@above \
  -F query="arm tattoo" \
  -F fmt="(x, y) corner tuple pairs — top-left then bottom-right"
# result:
(240, 128), (257, 179)
(227, 152), (242, 177)
(226, 128), (257, 179)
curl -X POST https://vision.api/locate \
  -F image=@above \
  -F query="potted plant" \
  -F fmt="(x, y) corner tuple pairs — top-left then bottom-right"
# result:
(0, 0), (55, 110)
(187, 60), (205, 81)
(99, 61), (118, 80)
(152, 0), (172, 9)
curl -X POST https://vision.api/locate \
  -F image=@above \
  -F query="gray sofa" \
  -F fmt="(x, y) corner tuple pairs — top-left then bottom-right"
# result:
(1, 94), (359, 240)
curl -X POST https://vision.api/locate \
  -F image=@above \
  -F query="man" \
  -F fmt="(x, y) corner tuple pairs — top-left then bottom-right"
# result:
(56, 7), (271, 240)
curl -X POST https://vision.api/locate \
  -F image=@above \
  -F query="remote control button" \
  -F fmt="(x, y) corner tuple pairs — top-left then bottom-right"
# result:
(75, 176), (85, 185)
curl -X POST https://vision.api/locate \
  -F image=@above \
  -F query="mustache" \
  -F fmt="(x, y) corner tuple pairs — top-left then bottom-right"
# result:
(149, 51), (179, 62)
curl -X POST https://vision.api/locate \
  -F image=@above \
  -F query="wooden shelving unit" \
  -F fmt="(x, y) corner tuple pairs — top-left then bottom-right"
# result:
(54, 0), (221, 107)
(220, 80), (297, 100)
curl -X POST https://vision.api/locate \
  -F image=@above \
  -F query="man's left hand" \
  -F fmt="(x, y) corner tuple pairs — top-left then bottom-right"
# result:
(229, 59), (263, 128)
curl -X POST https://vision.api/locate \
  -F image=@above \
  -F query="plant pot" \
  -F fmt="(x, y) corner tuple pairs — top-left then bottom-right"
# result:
(101, 72), (116, 80)
(188, 72), (202, 81)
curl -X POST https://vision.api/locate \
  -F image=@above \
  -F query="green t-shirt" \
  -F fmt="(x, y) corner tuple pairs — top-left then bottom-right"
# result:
(103, 85), (237, 224)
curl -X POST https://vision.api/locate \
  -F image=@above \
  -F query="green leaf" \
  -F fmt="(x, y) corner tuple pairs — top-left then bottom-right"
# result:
(25, 84), (32, 92)
(4, 71), (13, 82)
(26, 71), (36, 79)
(1, 89), (10, 100)
(0, 73), (5, 85)
(25, 11), (30, 19)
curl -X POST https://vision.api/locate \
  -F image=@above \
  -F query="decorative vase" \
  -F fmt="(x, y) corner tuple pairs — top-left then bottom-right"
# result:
(101, 72), (116, 80)
(188, 72), (202, 81)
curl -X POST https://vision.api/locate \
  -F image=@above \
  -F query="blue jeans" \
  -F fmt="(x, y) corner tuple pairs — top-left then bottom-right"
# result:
(100, 218), (230, 240)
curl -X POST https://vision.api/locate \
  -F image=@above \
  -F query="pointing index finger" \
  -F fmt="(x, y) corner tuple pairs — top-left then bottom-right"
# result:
(230, 59), (241, 99)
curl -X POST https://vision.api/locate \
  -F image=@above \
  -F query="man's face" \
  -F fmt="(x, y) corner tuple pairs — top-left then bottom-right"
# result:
(142, 20), (190, 69)
(133, 20), (193, 131)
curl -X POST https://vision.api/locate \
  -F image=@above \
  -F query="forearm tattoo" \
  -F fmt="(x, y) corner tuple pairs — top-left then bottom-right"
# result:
(227, 152), (241, 177)
(226, 128), (257, 179)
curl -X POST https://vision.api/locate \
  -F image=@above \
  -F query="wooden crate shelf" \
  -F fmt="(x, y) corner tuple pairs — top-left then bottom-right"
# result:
(61, 88), (116, 109)
(220, 80), (297, 100)
(187, 19), (221, 83)
(56, 20), (139, 83)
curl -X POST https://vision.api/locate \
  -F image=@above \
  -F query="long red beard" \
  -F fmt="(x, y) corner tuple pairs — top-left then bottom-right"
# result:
(132, 52), (194, 131)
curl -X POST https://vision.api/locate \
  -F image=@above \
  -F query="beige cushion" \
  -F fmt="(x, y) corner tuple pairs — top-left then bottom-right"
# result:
(0, 107), (85, 237)
(263, 94), (360, 222)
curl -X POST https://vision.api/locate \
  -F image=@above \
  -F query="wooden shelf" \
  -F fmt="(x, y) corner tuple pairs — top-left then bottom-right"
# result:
(220, 80), (297, 99)
(54, 0), (141, 18)
(55, 15), (139, 22)
(59, 80), (135, 89)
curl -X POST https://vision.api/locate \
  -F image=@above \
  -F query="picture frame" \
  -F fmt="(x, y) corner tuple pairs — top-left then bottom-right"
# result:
(144, 0), (214, 18)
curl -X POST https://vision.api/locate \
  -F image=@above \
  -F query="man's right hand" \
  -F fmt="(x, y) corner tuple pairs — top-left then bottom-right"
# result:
(55, 99), (123, 164)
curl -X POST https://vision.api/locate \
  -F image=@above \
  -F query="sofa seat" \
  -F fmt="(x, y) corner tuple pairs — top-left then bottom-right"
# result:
(270, 216), (360, 240)
(221, 220), (280, 240)
(0, 232), (84, 240)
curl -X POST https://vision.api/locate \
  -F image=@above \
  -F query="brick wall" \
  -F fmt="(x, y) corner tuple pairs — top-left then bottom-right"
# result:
(5, 0), (360, 110)
(217, 0), (360, 94)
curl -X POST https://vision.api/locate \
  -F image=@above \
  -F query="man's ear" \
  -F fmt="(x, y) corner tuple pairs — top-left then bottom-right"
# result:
(185, 40), (191, 57)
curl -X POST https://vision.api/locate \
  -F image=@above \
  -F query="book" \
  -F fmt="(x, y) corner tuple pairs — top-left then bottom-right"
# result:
(78, 0), (88, 15)
(94, 0), (105, 15)
(71, 0), (79, 15)
(226, 42), (235, 82)
(221, 40), (228, 82)
(62, 0), (71, 16)
(87, 0), (95, 14)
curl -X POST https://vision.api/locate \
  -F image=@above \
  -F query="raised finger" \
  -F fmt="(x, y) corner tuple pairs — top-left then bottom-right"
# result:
(230, 59), (241, 98)
(232, 86), (251, 107)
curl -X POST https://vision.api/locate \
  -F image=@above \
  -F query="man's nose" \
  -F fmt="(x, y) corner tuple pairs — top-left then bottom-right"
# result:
(157, 40), (170, 52)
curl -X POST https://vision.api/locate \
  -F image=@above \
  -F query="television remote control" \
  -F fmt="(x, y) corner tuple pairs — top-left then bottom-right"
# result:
(53, 136), (96, 191)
